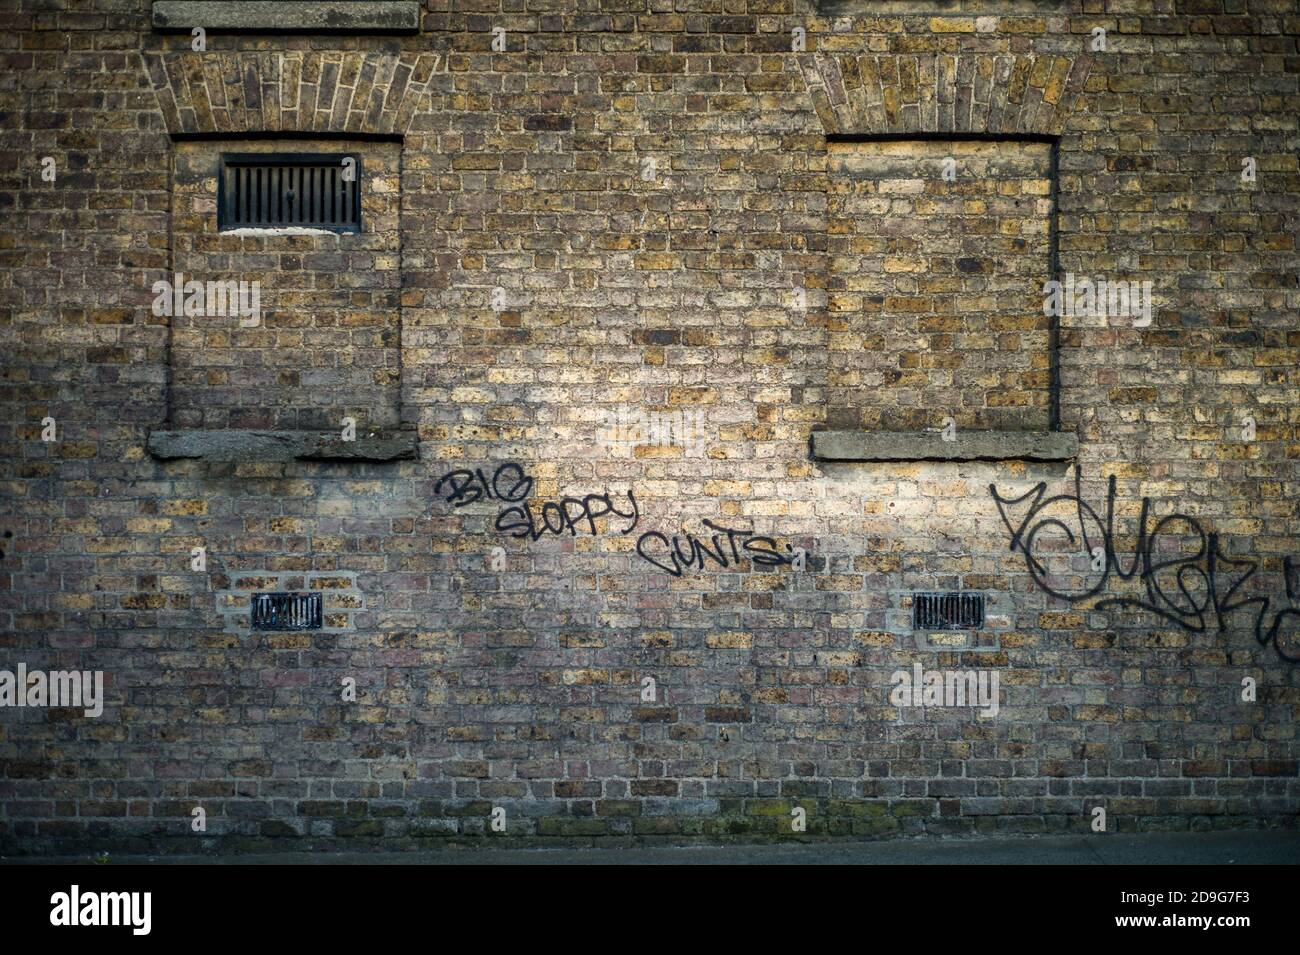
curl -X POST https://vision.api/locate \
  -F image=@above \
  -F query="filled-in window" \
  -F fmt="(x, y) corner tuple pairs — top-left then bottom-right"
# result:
(165, 139), (402, 432)
(825, 138), (1055, 434)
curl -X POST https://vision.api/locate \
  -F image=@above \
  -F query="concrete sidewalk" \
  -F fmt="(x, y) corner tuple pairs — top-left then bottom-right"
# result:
(7, 830), (1299, 865)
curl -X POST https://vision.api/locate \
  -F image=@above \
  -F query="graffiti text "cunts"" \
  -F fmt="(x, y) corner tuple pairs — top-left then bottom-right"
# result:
(636, 521), (806, 577)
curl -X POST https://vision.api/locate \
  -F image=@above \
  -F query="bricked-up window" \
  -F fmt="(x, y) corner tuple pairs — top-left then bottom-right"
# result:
(826, 139), (1054, 433)
(219, 154), (361, 233)
(168, 139), (402, 431)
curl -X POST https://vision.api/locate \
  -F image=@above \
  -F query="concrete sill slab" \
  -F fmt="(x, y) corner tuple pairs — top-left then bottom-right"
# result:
(152, 1), (422, 33)
(148, 429), (418, 462)
(811, 430), (1079, 463)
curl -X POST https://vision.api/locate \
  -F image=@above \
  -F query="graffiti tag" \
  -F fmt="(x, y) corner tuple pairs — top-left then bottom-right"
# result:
(991, 468), (1299, 662)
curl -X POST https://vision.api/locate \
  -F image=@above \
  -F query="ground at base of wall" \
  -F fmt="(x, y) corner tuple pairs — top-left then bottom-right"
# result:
(5, 830), (1298, 866)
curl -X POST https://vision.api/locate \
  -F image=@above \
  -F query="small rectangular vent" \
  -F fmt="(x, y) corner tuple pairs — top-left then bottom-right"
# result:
(913, 592), (985, 631)
(219, 154), (361, 232)
(251, 592), (322, 631)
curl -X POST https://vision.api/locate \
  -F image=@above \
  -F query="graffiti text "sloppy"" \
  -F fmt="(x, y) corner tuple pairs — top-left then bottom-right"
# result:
(434, 462), (639, 541)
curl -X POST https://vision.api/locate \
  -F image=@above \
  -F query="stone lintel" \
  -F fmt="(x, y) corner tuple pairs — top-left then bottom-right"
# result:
(152, 1), (421, 33)
(811, 430), (1079, 463)
(148, 429), (418, 462)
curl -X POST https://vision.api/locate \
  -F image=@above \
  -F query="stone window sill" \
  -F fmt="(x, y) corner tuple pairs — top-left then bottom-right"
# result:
(810, 430), (1078, 463)
(152, 1), (421, 33)
(147, 429), (418, 462)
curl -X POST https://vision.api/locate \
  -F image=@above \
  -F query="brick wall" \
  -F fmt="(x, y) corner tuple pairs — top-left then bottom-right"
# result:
(0, 1), (1297, 853)
(827, 138), (1054, 431)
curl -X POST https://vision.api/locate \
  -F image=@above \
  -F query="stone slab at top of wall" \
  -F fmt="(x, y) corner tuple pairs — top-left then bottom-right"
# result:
(152, 1), (422, 34)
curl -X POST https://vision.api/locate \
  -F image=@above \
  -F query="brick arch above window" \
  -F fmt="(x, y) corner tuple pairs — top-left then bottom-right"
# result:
(142, 51), (441, 137)
(796, 52), (1092, 137)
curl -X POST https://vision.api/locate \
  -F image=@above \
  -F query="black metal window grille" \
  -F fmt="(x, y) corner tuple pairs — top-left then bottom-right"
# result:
(219, 154), (361, 232)
(251, 592), (322, 631)
(912, 591), (985, 631)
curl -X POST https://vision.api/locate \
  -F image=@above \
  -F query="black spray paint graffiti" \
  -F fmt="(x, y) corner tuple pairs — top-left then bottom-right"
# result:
(434, 462), (639, 541)
(434, 462), (806, 575)
(433, 463), (533, 507)
(636, 520), (804, 577)
(991, 467), (1300, 663)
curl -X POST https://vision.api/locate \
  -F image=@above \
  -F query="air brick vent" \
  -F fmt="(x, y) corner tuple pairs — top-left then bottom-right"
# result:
(219, 154), (361, 232)
(251, 592), (322, 631)
(913, 592), (985, 631)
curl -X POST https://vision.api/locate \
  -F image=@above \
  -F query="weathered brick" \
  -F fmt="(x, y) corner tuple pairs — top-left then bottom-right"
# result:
(1, 6), (1295, 859)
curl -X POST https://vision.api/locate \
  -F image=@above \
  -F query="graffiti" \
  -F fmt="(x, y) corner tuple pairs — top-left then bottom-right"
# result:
(435, 462), (639, 541)
(635, 520), (803, 577)
(496, 490), (639, 541)
(434, 463), (534, 508)
(991, 467), (1300, 662)
(435, 462), (806, 575)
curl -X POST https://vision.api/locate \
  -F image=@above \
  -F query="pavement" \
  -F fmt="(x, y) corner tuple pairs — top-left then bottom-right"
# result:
(6, 829), (1299, 865)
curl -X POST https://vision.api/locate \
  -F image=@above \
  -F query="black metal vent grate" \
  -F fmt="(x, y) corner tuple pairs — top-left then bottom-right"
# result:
(251, 592), (322, 631)
(219, 154), (360, 232)
(913, 592), (985, 631)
